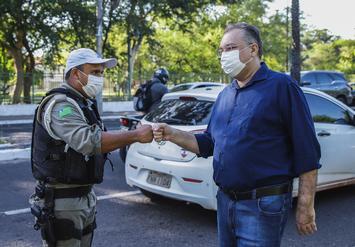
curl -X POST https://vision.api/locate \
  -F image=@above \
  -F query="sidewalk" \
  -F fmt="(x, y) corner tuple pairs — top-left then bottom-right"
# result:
(0, 111), (137, 125)
(0, 101), (137, 161)
(0, 101), (135, 125)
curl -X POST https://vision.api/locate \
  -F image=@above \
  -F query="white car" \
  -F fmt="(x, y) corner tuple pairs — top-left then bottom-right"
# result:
(169, 82), (224, 92)
(125, 86), (355, 210)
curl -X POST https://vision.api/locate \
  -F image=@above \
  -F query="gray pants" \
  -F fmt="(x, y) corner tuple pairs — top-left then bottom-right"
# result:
(42, 205), (96, 247)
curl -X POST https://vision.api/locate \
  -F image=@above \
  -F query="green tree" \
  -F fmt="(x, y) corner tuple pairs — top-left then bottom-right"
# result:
(303, 39), (355, 80)
(0, 1), (96, 103)
(334, 39), (355, 78)
(105, 0), (230, 97)
(302, 28), (339, 50)
(303, 42), (337, 70)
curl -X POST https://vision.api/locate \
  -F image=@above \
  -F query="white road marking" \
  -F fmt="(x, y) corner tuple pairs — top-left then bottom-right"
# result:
(1, 190), (141, 216)
(97, 190), (141, 200)
(3, 208), (31, 216)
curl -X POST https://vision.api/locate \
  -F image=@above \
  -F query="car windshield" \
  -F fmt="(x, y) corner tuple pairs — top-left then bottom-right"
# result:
(144, 99), (214, 125)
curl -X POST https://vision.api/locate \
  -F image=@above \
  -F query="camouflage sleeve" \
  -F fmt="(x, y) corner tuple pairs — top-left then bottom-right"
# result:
(42, 95), (102, 156)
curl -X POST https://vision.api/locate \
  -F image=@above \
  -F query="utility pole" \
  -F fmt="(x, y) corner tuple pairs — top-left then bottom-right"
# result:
(290, 0), (301, 84)
(96, 0), (103, 114)
(286, 6), (289, 72)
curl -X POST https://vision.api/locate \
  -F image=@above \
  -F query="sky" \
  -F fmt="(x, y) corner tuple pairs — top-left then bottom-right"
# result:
(267, 0), (355, 39)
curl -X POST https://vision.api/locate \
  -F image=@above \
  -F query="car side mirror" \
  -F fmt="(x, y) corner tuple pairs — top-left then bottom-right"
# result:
(301, 81), (311, 86)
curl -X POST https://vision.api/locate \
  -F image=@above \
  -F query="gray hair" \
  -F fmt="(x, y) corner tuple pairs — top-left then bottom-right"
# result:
(224, 22), (263, 58)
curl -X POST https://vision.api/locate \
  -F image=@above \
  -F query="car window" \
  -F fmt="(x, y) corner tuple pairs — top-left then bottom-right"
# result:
(145, 99), (214, 125)
(169, 85), (192, 92)
(329, 73), (347, 81)
(316, 73), (333, 84)
(301, 73), (316, 85)
(305, 93), (351, 124)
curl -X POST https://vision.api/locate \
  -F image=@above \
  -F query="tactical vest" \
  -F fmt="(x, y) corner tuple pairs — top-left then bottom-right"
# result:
(31, 88), (107, 184)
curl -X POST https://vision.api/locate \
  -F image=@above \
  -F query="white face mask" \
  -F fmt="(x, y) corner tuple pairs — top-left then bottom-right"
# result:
(77, 71), (104, 98)
(220, 46), (252, 78)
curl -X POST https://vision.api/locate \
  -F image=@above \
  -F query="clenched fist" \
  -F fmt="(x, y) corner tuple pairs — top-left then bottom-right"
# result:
(135, 124), (153, 143)
(153, 123), (175, 142)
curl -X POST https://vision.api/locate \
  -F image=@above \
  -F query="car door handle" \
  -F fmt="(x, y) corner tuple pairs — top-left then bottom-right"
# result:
(317, 130), (331, 137)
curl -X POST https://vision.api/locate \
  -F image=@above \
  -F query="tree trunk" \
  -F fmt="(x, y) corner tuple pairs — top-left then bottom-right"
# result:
(290, 0), (301, 84)
(126, 34), (142, 99)
(23, 52), (35, 104)
(127, 35), (133, 99)
(11, 49), (24, 104)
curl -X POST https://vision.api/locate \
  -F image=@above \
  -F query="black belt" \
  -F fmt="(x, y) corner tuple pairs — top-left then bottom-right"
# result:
(222, 182), (292, 201)
(53, 186), (92, 199)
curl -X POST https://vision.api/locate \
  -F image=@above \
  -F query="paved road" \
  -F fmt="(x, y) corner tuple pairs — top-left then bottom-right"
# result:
(1, 154), (355, 247)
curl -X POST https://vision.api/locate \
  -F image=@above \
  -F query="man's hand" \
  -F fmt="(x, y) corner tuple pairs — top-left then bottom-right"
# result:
(296, 204), (317, 235)
(153, 123), (175, 142)
(152, 123), (200, 154)
(296, 169), (318, 235)
(135, 124), (153, 143)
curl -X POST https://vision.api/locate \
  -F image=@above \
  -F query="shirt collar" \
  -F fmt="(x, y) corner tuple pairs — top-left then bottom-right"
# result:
(232, 62), (269, 89)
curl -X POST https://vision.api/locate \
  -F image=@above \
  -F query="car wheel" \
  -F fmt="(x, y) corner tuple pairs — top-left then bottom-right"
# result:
(336, 95), (347, 104)
(140, 189), (169, 202)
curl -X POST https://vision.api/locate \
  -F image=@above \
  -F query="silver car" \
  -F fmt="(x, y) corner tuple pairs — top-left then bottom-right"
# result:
(169, 82), (224, 92)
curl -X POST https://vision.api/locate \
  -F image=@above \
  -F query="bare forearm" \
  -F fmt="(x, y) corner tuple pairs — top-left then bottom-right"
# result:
(170, 129), (200, 154)
(297, 169), (317, 210)
(101, 131), (138, 153)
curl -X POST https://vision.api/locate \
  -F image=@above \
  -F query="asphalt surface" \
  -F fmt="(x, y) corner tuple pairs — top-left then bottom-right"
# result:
(1, 116), (355, 246)
(1, 154), (355, 247)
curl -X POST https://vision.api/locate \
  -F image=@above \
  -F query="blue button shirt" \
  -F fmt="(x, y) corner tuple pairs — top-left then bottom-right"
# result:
(195, 62), (321, 191)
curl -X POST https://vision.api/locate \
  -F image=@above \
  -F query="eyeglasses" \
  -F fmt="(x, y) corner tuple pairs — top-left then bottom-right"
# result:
(76, 68), (104, 77)
(217, 43), (253, 58)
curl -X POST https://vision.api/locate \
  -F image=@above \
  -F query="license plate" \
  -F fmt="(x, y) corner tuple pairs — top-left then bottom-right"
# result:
(146, 171), (172, 188)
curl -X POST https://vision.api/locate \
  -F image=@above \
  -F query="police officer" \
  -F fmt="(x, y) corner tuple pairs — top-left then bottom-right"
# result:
(30, 48), (153, 247)
(147, 68), (169, 112)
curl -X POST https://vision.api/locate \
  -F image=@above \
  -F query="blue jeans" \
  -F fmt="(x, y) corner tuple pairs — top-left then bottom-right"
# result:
(216, 189), (292, 247)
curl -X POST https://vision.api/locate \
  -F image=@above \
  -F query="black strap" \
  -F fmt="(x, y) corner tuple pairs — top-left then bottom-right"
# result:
(82, 219), (97, 236)
(46, 87), (104, 129)
(223, 182), (292, 201)
(46, 154), (66, 161)
(106, 155), (114, 172)
(46, 87), (85, 102)
(52, 186), (92, 199)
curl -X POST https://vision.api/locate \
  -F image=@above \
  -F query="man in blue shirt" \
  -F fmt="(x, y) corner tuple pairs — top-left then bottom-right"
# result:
(153, 22), (321, 246)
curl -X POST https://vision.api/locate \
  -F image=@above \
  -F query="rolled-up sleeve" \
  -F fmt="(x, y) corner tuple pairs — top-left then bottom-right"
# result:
(280, 81), (321, 176)
(45, 100), (102, 156)
(194, 128), (214, 158)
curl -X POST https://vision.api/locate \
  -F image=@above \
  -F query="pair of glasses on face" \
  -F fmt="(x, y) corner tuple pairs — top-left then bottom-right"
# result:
(217, 43), (253, 58)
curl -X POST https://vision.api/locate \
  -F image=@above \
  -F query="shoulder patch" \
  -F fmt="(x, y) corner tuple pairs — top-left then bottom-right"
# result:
(59, 106), (73, 119)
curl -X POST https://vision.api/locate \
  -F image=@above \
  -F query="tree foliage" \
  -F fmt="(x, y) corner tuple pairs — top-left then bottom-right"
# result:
(0, 0), (96, 103)
(0, 0), (354, 103)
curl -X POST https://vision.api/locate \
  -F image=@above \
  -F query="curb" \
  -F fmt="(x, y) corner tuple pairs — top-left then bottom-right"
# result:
(0, 148), (30, 161)
(0, 115), (122, 126)
(0, 101), (134, 116)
